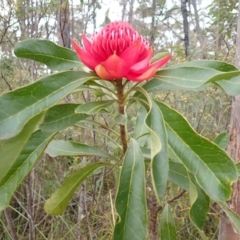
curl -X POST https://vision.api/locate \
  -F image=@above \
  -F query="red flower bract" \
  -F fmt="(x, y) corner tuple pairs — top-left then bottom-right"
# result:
(72, 21), (171, 81)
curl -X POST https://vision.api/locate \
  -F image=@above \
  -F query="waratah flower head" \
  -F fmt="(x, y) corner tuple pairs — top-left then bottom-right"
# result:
(72, 21), (171, 81)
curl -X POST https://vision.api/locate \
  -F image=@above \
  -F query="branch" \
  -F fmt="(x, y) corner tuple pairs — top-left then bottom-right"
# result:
(1, 73), (12, 90)
(157, 189), (187, 212)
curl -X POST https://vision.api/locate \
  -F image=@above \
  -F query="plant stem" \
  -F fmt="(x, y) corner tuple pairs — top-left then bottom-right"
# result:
(116, 81), (128, 154)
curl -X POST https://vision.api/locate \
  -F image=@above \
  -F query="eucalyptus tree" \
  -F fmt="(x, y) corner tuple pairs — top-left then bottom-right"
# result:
(219, 1), (240, 239)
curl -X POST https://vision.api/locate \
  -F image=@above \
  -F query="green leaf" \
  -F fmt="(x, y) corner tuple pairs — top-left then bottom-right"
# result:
(0, 71), (93, 140)
(75, 100), (115, 114)
(169, 164), (209, 239)
(213, 71), (240, 96)
(189, 181), (208, 240)
(168, 145), (181, 163)
(189, 179), (210, 230)
(143, 67), (219, 92)
(0, 113), (43, 189)
(236, 162), (240, 176)
(140, 147), (151, 159)
(213, 132), (229, 150)
(134, 87), (168, 203)
(143, 61), (240, 94)
(14, 39), (82, 71)
(158, 0), (166, 8)
(40, 104), (88, 132)
(113, 139), (147, 240)
(134, 106), (149, 147)
(160, 204), (176, 240)
(135, 87), (168, 202)
(168, 161), (189, 191)
(45, 140), (117, 161)
(168, 60), (237, 72)
(155, 100), (237, 201)
(44, 162), (110, 215)
(0, 130), (54, 211)
(114, 114), (127, 125)
(145, 101), (168, 202)
(218, 202), (240, 233)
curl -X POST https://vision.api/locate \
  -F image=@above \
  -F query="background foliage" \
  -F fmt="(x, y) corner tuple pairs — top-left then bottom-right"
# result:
(0, 0), (239, 239)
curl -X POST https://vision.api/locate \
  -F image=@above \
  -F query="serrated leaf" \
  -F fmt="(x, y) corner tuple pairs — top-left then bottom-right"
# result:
(0, 71), (93, 140)
(0, 130), (54, 211)
(213, 132), (229, 150)
(113, 139), (147, 240)
(75, 100), (115, 114)
(155, 100), (237, 201)
(0, 113), (43, 191)
(40, 104), (88, 132)
(45, 140), (117, 160)
(14, 39), (82, 71)
(160, 204), (176, 240)
(44, 162), (110, 215)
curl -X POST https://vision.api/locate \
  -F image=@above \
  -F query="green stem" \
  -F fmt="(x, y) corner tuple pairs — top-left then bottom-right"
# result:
(116, 80), (128, 154)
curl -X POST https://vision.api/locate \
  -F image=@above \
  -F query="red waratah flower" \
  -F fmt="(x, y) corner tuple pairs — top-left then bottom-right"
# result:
(72, 21), (171, 82)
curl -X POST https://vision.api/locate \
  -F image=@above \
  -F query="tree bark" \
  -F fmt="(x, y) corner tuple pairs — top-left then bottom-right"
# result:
(181, 0), (189, 57)
(121, 0), (127, 21)
(218, 1), (240, 239)
(128, 0), (135, 24)
(57, 0), (70, 48)
(191, 0), (206, 58)
(57, 0), (72, 103)
(150, 0), (156, 46)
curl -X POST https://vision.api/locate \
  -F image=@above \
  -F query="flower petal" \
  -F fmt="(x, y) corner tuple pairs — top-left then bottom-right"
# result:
(71, 39), (99, 70)
(82, 35), (92, 53)
(130, 47), (153, 71)
(130, 54), (172, 75)
(119, 42), (142, 67)
(126, 67), (157, 82)
(95, 64), (113, 80)
(150, 54), (172, 69)
(102, 53), (128, 79)
(82, 35), (107, 62)
(137, 45), (149, 60)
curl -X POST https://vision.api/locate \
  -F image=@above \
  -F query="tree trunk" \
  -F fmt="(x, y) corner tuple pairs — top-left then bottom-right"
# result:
(121, 0), (127, 21)
(191, 0), (206, 59)
(181, 0), (189, 57)
(57, 0), (71, 103)
(218, 1), (240, 239)
(150, 0), (156, 46)
(128, 0), (135, 24)
(57, 0), (70, 48)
